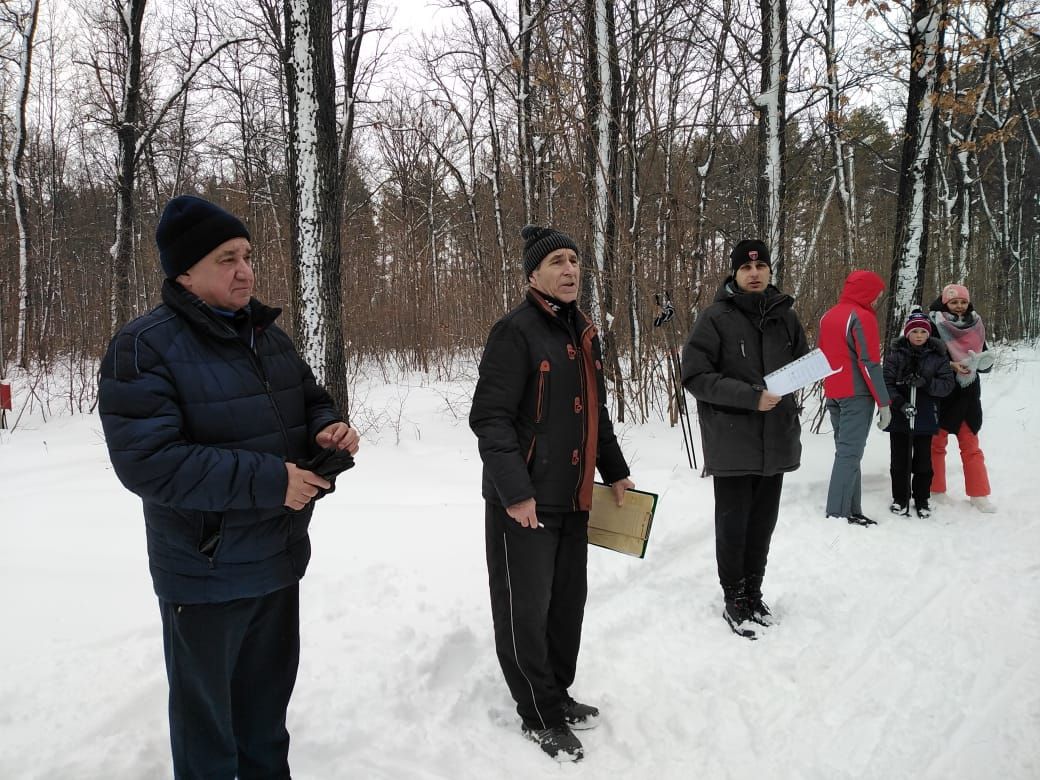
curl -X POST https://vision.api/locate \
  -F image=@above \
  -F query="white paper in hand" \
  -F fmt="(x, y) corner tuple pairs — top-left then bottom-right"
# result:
(764, 348), (839, 395)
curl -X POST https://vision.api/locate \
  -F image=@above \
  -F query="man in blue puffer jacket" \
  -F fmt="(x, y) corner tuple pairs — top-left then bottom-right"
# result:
(99, 195), (359, 780)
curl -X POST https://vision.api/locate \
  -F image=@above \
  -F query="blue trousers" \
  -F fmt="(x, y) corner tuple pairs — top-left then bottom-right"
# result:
(159, 584), (300, 780)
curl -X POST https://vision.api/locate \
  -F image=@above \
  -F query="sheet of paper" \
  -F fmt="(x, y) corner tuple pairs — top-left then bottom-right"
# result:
(764, 348), (838, 395)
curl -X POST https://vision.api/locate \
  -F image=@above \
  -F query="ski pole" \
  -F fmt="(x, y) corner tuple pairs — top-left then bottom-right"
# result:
(654, 293), (698, 470)
(904, 382), (917, 516)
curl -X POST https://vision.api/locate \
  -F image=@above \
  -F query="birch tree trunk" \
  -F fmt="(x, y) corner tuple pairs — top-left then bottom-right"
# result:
(584, 0), (623, 419)
(755, 0), (788, 281)
(887, 0), (946, 340)
(283, 0), (349, 412)
(8, 0), (40, 368)
(621, 0), (641, 376)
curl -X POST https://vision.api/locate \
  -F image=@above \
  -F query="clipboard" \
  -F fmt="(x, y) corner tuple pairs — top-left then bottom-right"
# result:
(588, 483), (658, 558)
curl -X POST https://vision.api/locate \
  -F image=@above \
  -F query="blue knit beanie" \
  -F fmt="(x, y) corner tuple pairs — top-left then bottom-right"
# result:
(156, 196), (250, 278)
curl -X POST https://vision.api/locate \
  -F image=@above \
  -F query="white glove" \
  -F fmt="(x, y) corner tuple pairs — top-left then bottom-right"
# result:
(876, 405), (892, 431)
(966, 349), (995, 372)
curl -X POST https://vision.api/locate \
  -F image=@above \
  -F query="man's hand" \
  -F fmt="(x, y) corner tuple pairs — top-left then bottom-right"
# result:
(506, 498), (539, 529)
(876, 405), (892, 431)
(284, 463), (331, 510)
(757, 390), (782, 412)
(316, 422), (360, 455)
(611, 477), (636, 507)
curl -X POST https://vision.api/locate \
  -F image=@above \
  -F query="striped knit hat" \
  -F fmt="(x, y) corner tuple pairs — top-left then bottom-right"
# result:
(521, 225), (579, 277)
(903, 309), (933, 337)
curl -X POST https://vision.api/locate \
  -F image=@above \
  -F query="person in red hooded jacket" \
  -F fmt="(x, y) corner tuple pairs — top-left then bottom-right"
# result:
(818, 270), (892, 526)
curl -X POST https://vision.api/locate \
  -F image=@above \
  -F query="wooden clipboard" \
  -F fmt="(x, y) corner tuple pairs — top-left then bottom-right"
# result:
(588, 483), (658, 558)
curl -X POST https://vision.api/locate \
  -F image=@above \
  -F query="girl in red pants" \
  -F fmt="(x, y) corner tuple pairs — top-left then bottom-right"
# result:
(927, 284), (996, 513)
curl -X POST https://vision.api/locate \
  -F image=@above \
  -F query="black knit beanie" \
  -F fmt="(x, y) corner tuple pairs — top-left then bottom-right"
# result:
(729, 239), (771, 272)
(521, 224), (579, 277)
(156, 195), (251, 278)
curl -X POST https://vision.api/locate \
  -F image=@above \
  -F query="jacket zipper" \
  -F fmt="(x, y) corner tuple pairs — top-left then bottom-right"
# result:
(245, 339), (295, 539)
(572, 322), (591, 511)
(242, 336), (292, 456)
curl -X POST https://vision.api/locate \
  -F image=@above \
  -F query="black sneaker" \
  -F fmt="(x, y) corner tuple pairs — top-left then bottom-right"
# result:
(562, 698), (599, 730)
(521, 723), (583, 762)
(748, 598), (776, 627)
(723, 600), (758, 640)
(915, 502), (932, 519)
(889, 502), (907, 515)
(848, 512), (877, 526)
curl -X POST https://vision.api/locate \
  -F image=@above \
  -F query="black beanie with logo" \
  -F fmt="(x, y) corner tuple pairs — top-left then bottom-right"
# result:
(729, 239), (771, 272)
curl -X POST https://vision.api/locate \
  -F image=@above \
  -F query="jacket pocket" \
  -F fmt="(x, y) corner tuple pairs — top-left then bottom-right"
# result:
(535, 360), (550, 423)
(529, 433), (551, 482)
(197, 511), (225, 565)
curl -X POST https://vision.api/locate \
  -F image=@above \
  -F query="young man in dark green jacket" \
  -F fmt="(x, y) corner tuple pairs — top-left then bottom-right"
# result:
(681, 239), (809, 640)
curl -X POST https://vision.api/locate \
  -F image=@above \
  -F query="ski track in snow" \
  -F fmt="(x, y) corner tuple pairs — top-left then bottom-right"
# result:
(1, 346), (1038, 779)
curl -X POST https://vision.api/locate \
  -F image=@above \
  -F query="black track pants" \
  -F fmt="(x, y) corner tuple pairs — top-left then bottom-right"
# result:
(485, 501), (588, 730)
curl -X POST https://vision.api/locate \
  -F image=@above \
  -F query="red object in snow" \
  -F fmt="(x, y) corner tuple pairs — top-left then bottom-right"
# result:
(0, 381), (11, 411)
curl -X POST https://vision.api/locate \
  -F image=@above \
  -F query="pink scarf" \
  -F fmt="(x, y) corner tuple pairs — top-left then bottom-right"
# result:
(930, 311), (986, 386)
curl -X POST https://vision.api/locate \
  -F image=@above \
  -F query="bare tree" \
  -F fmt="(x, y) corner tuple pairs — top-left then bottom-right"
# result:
(1, 0), (39, 367)
(886, 0), (947, 340)
(819, 0), (857, 267)
(80, 0), (247, 330)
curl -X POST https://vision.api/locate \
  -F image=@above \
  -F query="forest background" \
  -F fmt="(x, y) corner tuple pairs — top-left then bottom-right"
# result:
(0, 0), (1037, 425)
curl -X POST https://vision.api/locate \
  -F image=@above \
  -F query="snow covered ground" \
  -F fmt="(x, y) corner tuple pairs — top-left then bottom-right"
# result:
(1, 344), (1038, 779)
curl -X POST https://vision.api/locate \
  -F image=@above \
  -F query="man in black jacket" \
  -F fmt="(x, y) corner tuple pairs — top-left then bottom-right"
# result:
(470, 225), (634, 763)
(681, 240), (809, 641)
(99, 196), (360, 779)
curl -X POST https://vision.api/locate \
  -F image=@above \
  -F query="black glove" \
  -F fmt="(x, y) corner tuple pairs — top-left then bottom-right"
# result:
(910, 374), (928, 388)
(901, 402), (917, 417)
(294, 447), (356, 501)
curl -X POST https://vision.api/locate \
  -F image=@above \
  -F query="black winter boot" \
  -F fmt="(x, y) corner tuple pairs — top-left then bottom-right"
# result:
(721, 580), (758, 640)
(745, 573), (775, 627)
